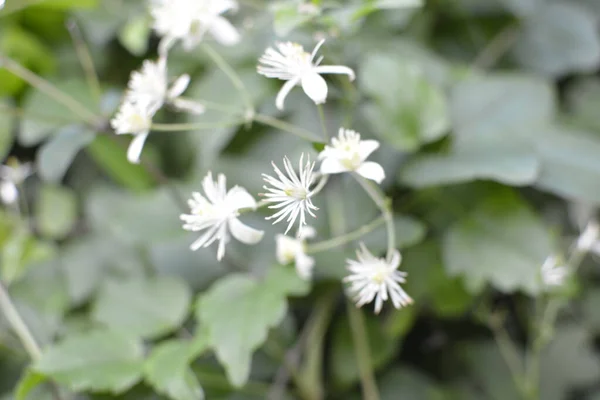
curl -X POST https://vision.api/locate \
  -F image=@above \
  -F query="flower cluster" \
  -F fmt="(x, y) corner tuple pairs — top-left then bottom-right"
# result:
(110, 0), (411, 314)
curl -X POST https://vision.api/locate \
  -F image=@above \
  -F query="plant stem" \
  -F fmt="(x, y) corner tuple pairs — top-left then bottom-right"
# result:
(306, 216), (385, 254)
(253, 113), (321, 142)
(66, 19), (102, 104)
(0, 282), (41, 361)
(488, 313), (526, 397)
(353, 175), (395, 260)
(316, 104), (329, 140)
(346, 302), (380, 400)
(151, 119), (244, 132)
(0, 55), (100, 124)
(201, 44), (254, 118)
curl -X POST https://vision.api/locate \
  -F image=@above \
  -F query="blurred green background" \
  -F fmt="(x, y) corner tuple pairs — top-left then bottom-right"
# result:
(2, 0), (600, 399)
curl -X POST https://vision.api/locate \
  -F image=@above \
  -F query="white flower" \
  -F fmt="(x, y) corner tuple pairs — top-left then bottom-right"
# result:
(576, 221), (600, 252)
(125, 58), (203, 115)
(180, 172), (264, 261)
(541, 256), (569, 288)
(276, 226), (316, 280)
(257, 39), (355, 110)
(0, 0), (5, 10)
(262, 154), (318, 234)
(344, 243), (412, 314)
(151, 0), (240, 54)
(0, 162), (32, 205)
(110, 100), (154, 164)
(318, 128), (385, 184)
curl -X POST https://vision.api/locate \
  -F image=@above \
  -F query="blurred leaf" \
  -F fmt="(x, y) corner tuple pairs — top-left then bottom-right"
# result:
(361, 215), (427, 251)
(196, 267), (309, 387)
(271, 1), (318, 37)
(540, 324), (600, 400)
(329, 311), (399, 389)
(0, 101), (14, 161)
(513, 2), (600, 77)
(14, 369), (45, 400)
(144, 340), (205, 400)
(86, 135), (155, 191)
(450, 73), (555, 141)
(36, 0), (98, 9)
(0, 225), (53, 284)
(19, 80), (96, 146)
(37, 125), (95, 183)
(565, 77), (600, 131)
(378, 367), (444, 400)
(35, 184), (77, 240)
(118, 15), (150, 56)
(361, 54), (449, 151)
(34, 330), (144, 393)
(497, 0), (541, 17)
(443, 188), (552, 294)
(92, 276), (191, 339)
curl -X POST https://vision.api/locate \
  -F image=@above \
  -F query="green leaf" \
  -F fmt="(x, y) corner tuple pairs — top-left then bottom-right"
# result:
(35, 0), (98, 9)
(450, 73), (555, 141)
(34, 330), (144, 393)
(399, 139), (539, 187)
(37, 125), (95, 183)
(361, 54), (449, 151)
(329, 312), (399, 389)
(86, 135), (155, 191)
(145, 340), (205, 400)
(534, 127), (600, 206)
(92, 276), (191, 339)
(118, 16), (151, 56)
(20, 80), (96, 146)
(271, 2), (318, 37)
(540, 325), (600, 400)
(361, 215), (427, 251)
(513, 2), (600, 77)
(196, 267), (309, 387)
(35, 184), (77, 240)
(378, 367), (444, 400)
(14, 369), (46, 400)
(0, 101), (15, 160)
(442, 188), (552, 294)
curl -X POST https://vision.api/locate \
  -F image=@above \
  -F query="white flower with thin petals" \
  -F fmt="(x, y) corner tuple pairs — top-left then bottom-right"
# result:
(180, 172), (264, 261)
(125, 58), (202, 115)
(344, 244), (412, 314)
(0, 161), (32, 205)
(576, 221), (600, 252)
(110, 101), (154, 164)
(257, 39), (355, 110)
(262, 154), (319, 234)
(276, 226), (316, 280)
(541, 255), (569, 288)
(318, 128), (385, 184)
(0, 0), (5, 10)
(151, 0), (240, 54)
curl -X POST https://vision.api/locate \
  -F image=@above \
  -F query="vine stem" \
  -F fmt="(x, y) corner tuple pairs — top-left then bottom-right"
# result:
(353, 175), (395, 261)
(306, 216), (385, 254)
(66, 19), (102, 104)
(316, 104), (329, 140)
(0, 54), (100, 125)
(201, 44), (255, 118)
(0, 282), (41, 360)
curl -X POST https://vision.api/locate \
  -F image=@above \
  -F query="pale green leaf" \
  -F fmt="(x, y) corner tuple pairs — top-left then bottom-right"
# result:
(513, 2), (600, 77)
(144, 340), (204, 400)
(92, 276), (191, 339)
(442, 189), (552, 294)
(379, 367), (444, 400)
(118, 16), (151, 56)
(196, 267), (309, 387)
(37, 125), (95, 183)
(34, 330), (144, 393)
(14, 369), (46, 400)
(0, 101), (15, 161)
(35, 184), (77, 240)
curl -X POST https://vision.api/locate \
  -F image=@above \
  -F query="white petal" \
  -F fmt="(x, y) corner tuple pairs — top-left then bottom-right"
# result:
(208, 17), (240, 46)
(388, 249), (402, 268)
(227, 186), (257, 210)
(295, 252), (315, 280)
(359, 140), (380, 161)
(0, 181), (18, 204)
(276, 235), (299, 264)
(171, 98), (206, 114)
(168, 74), (191, 99)
(275, 77), (301, 110)
(356, 161), (385, 184)
(320, 157), (349, 175)
(301, 72), (328, 105)
(312, 65), (356, 81)
(127, 131), (150, 164)
(228, 218), (264, 244)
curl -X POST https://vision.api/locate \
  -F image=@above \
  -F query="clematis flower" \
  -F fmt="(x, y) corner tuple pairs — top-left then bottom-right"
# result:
(180, 172), (264, 261)
(540, 255), (568, 288)
(0, 161), (32, 205)
(257, 39), (355, 110)
(151, 0), (240, 55)
(276, 226), (316, 280)
(318, 128), (385, 184)
(110, 100), (154, 164)
(344, 243), (412, 314)
(262, 154), (318, 234)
